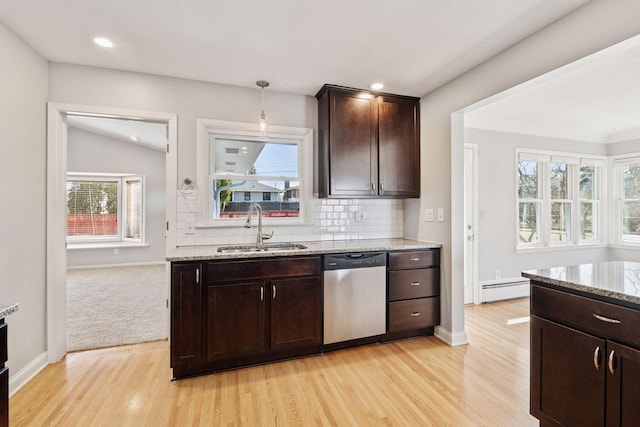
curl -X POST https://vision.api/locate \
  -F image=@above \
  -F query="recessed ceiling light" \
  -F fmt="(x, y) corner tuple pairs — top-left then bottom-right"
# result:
(130, 136), (139, 141)
(94, 37), (113, 48)
(370, 83), (384, 90)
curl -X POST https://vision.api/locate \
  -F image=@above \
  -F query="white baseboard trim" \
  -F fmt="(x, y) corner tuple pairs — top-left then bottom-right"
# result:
(9, 351), (48, 397)
(435, 326), (469, 346)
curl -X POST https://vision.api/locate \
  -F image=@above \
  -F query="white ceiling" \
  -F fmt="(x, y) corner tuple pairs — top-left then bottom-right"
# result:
(66, 115), (167, 151)
(465, 35), (640, 144)
(0, 0), (589, 97)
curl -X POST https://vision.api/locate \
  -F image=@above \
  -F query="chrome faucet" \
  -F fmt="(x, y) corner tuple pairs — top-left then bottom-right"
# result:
(245, 203), (273, 248)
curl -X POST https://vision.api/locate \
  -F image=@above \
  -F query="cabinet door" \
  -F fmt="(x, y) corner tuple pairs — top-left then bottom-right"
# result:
(530, 316), (606, 427)
(329, 90), (378, 196)
(207, 282), (266, 361)
(378, 96), (420, 198)
(170, 263), (203, 367)
(270, 277), (321, 351)
(606, 341), (640, 426)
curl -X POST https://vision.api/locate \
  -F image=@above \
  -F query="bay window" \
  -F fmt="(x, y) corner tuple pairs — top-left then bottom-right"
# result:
(516, 151), (603, 249)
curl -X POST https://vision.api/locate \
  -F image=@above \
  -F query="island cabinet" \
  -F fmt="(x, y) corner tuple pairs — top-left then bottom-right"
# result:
(530, 284), (640, 427)
(171, 256), (322, 378)
(385, 248), (440, 340)
(316, 84), (420, 199)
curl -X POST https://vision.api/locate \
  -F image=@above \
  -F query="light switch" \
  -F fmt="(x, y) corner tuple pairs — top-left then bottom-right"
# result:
(424, 209), (434, 222)
(437, 208), (444, 222)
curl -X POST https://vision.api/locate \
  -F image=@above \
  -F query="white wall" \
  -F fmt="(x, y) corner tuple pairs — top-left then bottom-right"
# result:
(66, 127), (166, 266)
(0, 22), (48, 383)
(405, 0), (640, 343)
(49, 64), (405, 246)
(467, 128), (609, 282)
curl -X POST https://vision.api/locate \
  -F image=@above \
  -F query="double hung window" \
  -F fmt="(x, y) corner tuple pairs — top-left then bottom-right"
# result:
(516, 151), (603, 249)
(197, 120), (312, 225)
(614, 157), (640, 244)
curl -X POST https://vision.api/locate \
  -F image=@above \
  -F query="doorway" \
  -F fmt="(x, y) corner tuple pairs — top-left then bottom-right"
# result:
(65, 115), (168, 351)
(463, 143), (479, 304)
(47, 103), (177, 362)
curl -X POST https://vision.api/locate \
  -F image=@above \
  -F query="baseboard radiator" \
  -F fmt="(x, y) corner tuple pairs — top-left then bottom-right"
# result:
(480, 277), (530, 303)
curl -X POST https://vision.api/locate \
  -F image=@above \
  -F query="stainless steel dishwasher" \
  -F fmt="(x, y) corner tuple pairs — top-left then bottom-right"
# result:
(323, 252), (387, 345)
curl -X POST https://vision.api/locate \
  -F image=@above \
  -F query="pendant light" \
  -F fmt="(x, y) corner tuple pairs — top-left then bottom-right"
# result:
(256, 80), (269, 138)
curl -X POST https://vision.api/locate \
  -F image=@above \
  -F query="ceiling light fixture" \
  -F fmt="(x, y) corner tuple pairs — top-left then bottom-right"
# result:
(130, 136), (139, 141)
(93, 37), (113, 48)
(370, 82), (384, 90)
(256, 80), (269, 139)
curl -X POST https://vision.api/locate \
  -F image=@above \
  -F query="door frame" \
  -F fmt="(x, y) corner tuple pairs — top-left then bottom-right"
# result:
(46, 103), (177, 362)
(463, 143), (480, 304)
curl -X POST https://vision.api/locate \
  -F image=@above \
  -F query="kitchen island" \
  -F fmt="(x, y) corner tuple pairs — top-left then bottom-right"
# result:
(0, 303), (18, 427)
(523, 262), (640, 427)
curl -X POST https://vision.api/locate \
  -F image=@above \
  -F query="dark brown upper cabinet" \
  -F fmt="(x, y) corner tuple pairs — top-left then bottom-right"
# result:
(316, 84), (420, 198)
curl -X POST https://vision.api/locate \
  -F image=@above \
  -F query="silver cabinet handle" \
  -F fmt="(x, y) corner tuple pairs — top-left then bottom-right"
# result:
(608, 350), (616, 375)
(410, 282), (421, 286)
(260, 286), (264, 302)
(410, 257), (420, 262)
(195, 268), (200, 284)
(272, 285), (276, 300)
(371, 181), (376, 192)
(593, 313), (621, 324)
(380, 182), (384, 193)
(593, 346), (601, 370)
(410, 312), (421, 317)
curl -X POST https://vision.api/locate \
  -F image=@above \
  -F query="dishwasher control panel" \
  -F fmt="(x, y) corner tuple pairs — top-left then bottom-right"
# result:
(323, 252), (387, 270)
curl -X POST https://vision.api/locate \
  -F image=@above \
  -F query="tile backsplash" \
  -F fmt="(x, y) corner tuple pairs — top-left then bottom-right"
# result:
(176, 196), (403, 247)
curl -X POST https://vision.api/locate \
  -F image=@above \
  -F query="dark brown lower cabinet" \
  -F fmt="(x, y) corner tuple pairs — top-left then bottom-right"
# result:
(530, 283), (640, 427)
(207, 281), (266, 361)
(270, 277), (322, 352)
(171, 256), (321, 378)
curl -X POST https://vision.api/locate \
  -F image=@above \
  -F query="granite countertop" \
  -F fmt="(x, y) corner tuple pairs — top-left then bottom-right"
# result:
(0, 303), (19, 318)
(523, 261), (640, 307)
(166, 238), (442, 262)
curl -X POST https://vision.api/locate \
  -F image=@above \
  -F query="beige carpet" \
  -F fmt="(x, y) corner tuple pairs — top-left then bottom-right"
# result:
(66, 264), (168, 352)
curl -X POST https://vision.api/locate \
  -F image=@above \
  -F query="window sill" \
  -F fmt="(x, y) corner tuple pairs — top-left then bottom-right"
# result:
(195, 217), (311, 229)
(516, 243), (607, 254)
(608, 243), (640, 251)
(67, 242), (149, 250)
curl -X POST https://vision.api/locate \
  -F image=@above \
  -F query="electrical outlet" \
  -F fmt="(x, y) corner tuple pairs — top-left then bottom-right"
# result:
(185, 220), (195, 235)
(354, 211), (365, 222)
(437, 208), (444, 222)
(113, 249), (119, 255)
(496, 270), (502, 280)
(424, 209), (434, 222)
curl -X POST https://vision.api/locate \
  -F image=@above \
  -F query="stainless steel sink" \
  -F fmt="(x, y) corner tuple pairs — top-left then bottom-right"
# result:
(217, 243), (308, 253)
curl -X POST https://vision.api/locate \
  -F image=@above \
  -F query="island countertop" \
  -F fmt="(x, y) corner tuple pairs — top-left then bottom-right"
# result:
(523, 261), (640, 308)
(0, 303), (19, 319)
(166, 238), (442, 262)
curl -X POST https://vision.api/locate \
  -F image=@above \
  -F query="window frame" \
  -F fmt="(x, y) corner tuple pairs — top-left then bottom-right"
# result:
(66, 172), (145, 245)
(515, 149), (605, 251)
(196, 119), (313, 227)
(613, 155), (640, 245)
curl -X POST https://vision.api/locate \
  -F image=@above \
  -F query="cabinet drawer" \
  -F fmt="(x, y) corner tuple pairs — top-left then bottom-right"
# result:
(207, 256), (321, 283)
(531, 284), (640, 348)
(388, 268), (439, 301)
(389, 250), (439, 270)
(388, 298), (439, 332)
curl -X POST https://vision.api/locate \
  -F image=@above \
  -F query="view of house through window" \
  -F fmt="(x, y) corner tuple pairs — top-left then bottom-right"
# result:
(66, 174), (143, 242)
(210, 136), (301, 219)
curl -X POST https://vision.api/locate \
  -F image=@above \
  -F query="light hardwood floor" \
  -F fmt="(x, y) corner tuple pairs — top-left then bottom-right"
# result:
(10, 298), (537, 426)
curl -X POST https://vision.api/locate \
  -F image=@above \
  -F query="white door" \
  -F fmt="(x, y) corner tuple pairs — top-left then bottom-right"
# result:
(463, 144), (478, 304)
